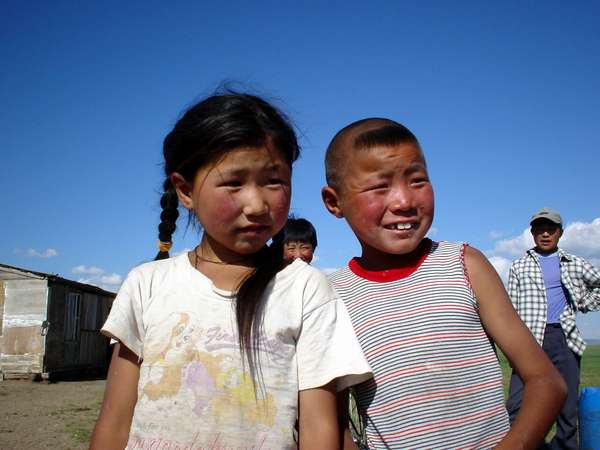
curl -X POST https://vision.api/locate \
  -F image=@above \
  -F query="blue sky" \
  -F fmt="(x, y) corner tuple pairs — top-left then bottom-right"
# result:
(2, 1), (599, 337)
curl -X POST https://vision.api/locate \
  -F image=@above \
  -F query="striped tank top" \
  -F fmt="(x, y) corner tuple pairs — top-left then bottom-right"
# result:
(329, 240), (509, 449)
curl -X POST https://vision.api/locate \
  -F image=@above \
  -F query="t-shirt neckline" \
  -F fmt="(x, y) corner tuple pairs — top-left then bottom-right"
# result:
(348, 239), (432, 282)
(537, 250), (559, 259)
(179, 253), (235, 299)
(179, 252), (306, 298)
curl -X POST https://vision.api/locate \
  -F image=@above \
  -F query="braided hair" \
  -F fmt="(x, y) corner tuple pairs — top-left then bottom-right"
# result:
(155, 179), (180, 260)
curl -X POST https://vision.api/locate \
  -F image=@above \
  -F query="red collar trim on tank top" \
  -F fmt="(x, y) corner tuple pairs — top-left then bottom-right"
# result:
(348, 239), (433, 282)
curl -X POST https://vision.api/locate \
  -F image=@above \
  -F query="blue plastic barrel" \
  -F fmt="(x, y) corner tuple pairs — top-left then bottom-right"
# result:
(579, 387), (600, 450)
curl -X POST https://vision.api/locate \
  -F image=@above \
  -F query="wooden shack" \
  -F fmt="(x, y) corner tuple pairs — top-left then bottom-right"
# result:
(0, 263), (115, 380)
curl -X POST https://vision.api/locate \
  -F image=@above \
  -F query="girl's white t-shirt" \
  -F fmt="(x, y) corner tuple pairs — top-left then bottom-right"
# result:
(102, 254), (371, 449)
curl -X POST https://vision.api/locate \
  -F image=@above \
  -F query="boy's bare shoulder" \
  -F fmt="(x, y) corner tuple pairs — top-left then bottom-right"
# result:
(462, 244), (495, 273)
(463, 244), (485, 260)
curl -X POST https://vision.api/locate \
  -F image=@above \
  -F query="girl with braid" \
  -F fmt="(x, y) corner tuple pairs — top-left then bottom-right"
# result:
(90, 91), (371, 450)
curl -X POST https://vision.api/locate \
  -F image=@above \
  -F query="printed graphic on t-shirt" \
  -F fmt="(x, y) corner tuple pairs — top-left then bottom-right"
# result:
(128, 312), (292, 449)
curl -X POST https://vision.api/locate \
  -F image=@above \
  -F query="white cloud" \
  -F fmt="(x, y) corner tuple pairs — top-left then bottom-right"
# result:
(487, 256), (512, 285)
(100, 273), (122, 286)
(488, 230), (505, 240)
(72, 265), (104, 275)
(491, 229), (533, 257)
(73, 264), (123, 292)
(559, 218), (600, 260)
(26, 248), (58, 258)
(77, 275), (122, 292)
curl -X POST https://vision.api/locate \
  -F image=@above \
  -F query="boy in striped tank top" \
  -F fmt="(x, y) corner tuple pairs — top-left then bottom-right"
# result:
(321, 118), (566, 450)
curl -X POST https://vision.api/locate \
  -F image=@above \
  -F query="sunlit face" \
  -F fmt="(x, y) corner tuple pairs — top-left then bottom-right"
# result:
(531, 219), (562, 254)
(175, 146), (292, 261)
(323, 143), (434, 269)
(283, 241), (314, 264)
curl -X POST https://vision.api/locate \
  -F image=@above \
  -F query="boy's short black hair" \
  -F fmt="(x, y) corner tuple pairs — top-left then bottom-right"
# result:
(282, 217), (318, 249)
(325, 118), (420, 190)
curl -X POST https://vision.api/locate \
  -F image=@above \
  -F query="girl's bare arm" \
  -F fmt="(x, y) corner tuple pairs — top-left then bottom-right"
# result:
(465, 246), (566, 450)
(89, 343), (140, 450)
(337, 389), (359, 450)
(298, 380), (339, 449)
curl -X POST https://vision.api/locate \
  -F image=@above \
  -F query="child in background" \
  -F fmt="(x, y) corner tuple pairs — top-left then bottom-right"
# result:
(90, 92), (371, 450)
(279, 215), (319, 443)
(281, 216), (318, 264)
(321, 118), (566, 449)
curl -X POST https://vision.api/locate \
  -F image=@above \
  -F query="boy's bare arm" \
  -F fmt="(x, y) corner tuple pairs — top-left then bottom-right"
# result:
(298, 381), (339, 450)
(464, 246), (566, 450)
(89, 343), (140, 450)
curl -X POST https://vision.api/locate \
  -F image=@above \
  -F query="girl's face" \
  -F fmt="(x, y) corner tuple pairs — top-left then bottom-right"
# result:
(174, 146), (292, 261)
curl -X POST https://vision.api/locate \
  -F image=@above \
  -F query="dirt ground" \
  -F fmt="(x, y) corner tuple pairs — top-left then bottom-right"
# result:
(0, 378), (106, 450)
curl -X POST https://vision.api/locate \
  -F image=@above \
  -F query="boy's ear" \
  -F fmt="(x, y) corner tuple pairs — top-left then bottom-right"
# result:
(171, 173), (194, 210)
(321, 186), (344, 218)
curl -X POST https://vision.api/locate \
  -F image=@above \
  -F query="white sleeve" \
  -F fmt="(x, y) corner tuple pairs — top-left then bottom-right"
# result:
(101, 268), (145, 359)
(296, 270), (372, 392)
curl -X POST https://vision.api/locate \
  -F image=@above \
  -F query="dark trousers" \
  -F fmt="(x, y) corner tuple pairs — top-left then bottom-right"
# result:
(506, 324), (581, 450)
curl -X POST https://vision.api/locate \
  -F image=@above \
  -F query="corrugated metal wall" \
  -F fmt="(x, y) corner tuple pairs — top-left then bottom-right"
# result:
(0, 279), (47, 377)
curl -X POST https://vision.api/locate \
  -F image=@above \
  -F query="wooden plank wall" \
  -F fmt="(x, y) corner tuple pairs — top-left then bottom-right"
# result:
(45, 283), (112, 374)
(80, 292), (103, 366)
(44, 283), (67, 370)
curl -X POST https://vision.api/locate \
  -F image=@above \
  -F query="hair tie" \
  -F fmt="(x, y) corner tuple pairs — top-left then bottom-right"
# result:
(158, 241), (173, 252)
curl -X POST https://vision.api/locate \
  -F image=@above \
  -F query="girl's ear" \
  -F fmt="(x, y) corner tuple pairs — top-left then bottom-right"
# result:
(321, 186), (344, 218)
(171, 173), (194, 210)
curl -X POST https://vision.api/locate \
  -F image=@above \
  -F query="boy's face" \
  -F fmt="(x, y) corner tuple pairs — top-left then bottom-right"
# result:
(283, 241), (314, 264)
(531, 219), (562, 254)
(322, 143), (434, 268)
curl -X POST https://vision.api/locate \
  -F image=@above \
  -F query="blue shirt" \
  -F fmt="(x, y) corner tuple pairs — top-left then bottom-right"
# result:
(538, 252), (568, 323)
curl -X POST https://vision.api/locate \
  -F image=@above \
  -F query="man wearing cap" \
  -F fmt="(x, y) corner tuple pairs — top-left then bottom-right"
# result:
(506, 208), (600, 449)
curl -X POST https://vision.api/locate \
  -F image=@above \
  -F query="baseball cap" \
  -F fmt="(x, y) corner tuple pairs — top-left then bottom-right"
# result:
(530, 208), (563, 226)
